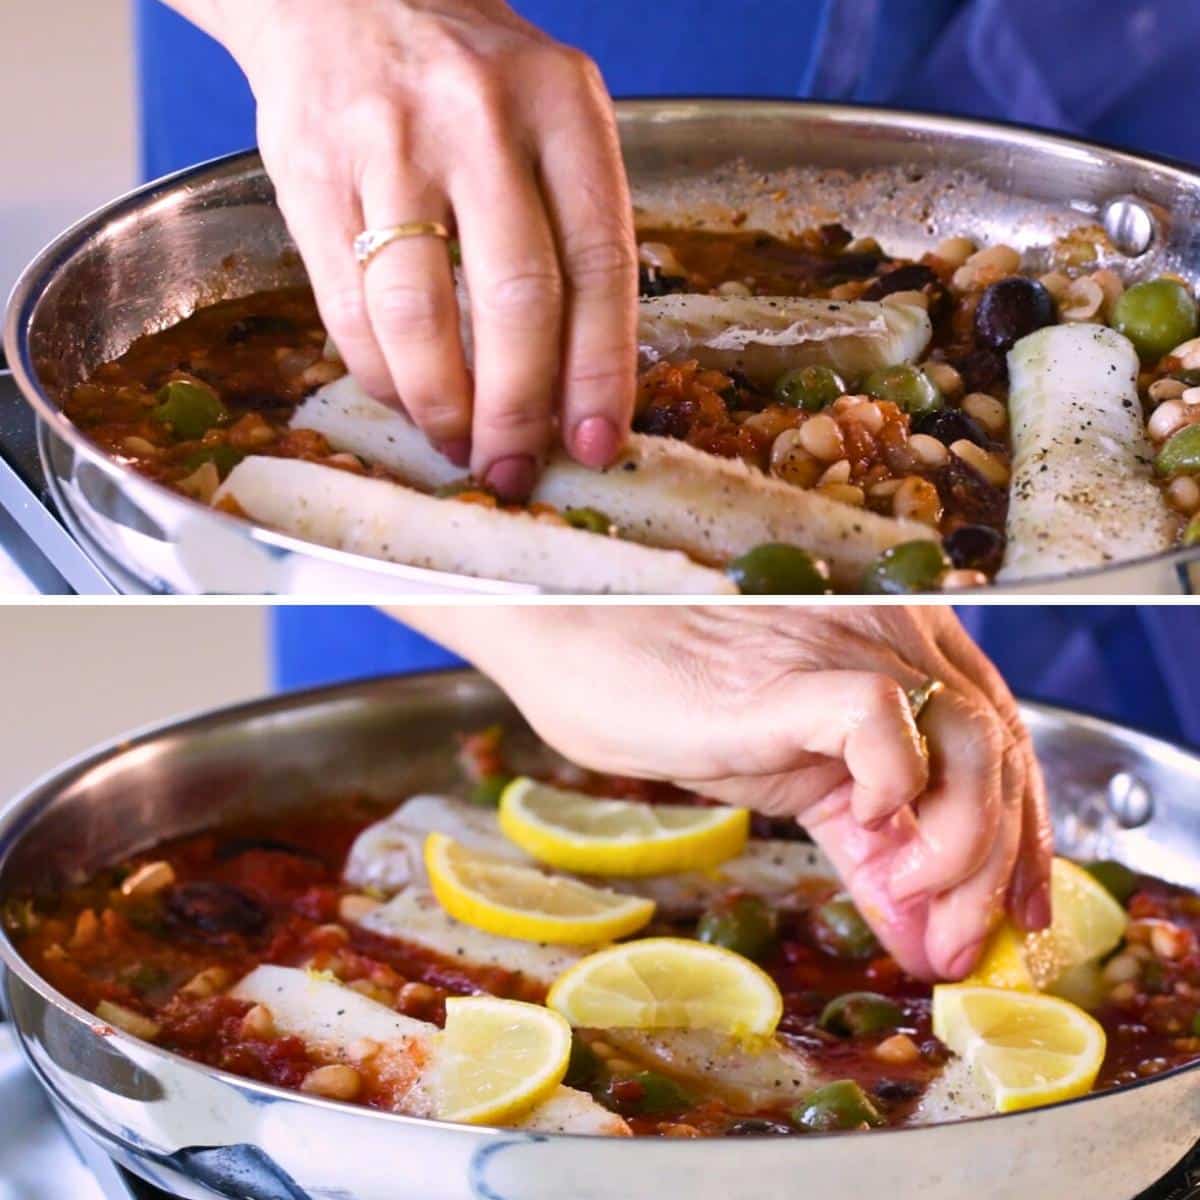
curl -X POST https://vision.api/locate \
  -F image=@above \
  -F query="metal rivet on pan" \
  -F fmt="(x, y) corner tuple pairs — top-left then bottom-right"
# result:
(1107, 771), (1154, 828)
(1101, 195), (1156, 257)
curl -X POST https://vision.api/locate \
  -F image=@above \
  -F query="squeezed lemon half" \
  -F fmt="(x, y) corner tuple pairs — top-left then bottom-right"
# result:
(966, 857), (1129, 992)
(932, 985), (1107, 1113)
(546, 937), (783, 1041)
(424, 832), (655, 944)
(498, 777), (749, 877)
(434, 995), (572, 1125)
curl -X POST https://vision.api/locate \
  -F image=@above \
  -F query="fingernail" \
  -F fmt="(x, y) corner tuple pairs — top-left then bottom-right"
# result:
(946, 938), (985, 980)
(437, 438), (471, 468)
(571, 416), (621, 468)
(483, 455), (537, 502)
(1023, 882), (1052, 931)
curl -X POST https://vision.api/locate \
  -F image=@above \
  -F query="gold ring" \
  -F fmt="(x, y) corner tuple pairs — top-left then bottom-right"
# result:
(906, 678), (944, 723)
(353, 221), (452, 268)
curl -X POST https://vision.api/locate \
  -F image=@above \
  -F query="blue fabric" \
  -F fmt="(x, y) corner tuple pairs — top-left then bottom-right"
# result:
(958, 609), (1200, 750)
(272, 607), (462, 693)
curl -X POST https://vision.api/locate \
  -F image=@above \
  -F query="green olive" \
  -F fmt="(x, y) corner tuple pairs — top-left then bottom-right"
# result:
(564, 506), (616, 534)
(605, 1071), (694, 1115)
(151, 379), (227, 440)
(861, 540), (951, 594)
(862, 365), (943, 414)
(1155, 424), (1200, 476)
(1192, 1011), (1200, 1038)
(791, 1080), (884, 1132)
(183, 444), (244, 478)
(774, 365), (846, 412)
(468, 773), (512, 808)
(434, 479), (487, 498)
(726, 544), (832, 595)
(1113, 278), (1198, 362)
(564, 1036), (604, 1090)
(1185, 513), (1200, 546)
(1084, 860), (1138, 905)
(818, 991), (904, 1037)
(810, 896), (881, 960)
(696, 894), (779, 961)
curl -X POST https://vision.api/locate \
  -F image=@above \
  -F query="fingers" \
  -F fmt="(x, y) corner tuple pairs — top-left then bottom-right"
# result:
(359, 164), (473, 460)
(724, 670), (930, 825)
(888, 693), (1005, 903)
(924, 777), (1022, 978)
(450, 127), (563, 499)
(275, 177), (395, 403)
(535, 53), (638, 468)
(936, 619), (1053, 931)
(804, 784), (935, 980)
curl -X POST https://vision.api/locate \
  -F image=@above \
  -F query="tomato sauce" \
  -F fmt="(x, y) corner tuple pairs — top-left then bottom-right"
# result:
(7, 757), (1200, 1135)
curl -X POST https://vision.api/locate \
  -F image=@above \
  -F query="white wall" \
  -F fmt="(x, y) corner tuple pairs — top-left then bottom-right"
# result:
(0, 606), (268, 803)
(0, 0), (137, 307)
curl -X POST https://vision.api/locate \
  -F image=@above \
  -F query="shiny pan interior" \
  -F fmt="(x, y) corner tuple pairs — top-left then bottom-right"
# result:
(7, 100), (1200, 593)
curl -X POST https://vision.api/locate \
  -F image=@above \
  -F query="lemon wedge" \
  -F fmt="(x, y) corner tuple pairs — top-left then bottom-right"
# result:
(424, 833), (655, 944)
(966, 857), (1129, 993)
(434, 995), (572, 1125)
(498, 777), (749, 876)
(966, 922), (1036, 990)
(932, 985), (1107, 1113)
(546, 937), (782, 1041)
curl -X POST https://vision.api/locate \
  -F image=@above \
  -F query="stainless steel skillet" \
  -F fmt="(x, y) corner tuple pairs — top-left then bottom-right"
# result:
(0, 670), (1197, 1200)
(6, 100), (1200, 593)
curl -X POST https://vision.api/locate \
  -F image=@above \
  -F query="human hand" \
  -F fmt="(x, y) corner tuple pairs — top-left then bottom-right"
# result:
(185, 0), (637, 499)
(394, 605), (1052, 981)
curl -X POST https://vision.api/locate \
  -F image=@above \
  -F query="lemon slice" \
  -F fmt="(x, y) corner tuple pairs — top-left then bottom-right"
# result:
(424, 833), (655, 944)
(932, 985), (1107, 1113)
(434, 995), (572, 1125)
(546, 937), (782, 1041)
(966, 857), (1129, 993)
(498, 777), (749, 876)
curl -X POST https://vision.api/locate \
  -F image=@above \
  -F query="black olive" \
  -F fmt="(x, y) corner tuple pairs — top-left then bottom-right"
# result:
(225, 314), (297, 344)
(958, 347), (1008, 393)
(934, 456), (1008, 528)
(726, 1118), (795, 1137)
(214, 837), (323, 864)
(944, 524), (1005, 575)
(638, 265), (688, 298)
(862, 263), (937, 299)
(973, 277), (1055, 351)
(165, 882), (268, 937)
(911, 408), (988, 448)
(749, 813), (812, 841)
(872, 1079), (922, 1103)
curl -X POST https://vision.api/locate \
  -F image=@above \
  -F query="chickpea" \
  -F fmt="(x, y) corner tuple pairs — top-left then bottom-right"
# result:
(301, 1064), (362, 1101)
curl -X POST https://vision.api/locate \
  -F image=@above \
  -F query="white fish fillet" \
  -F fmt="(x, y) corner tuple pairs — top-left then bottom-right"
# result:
(231, 965), (628, 1135)
(355, 893), (825, 1109)
(1000, 323), (1176, 582)
(907, 1057), (992, 1126)
(214, 456), (734, 595)
(343, 794), (836, 914)
(603, 1030), (823, 1109)
(359, 889), (589, 984)
(638, 295), (932, 385)
(291, 382), (936, 589)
